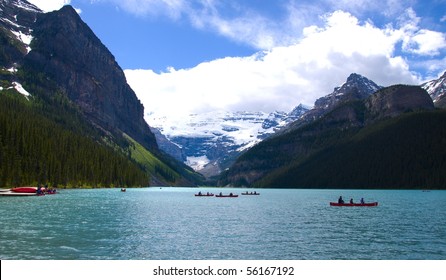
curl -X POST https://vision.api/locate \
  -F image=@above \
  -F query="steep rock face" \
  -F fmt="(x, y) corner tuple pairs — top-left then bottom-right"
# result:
(150, 127), (185, 162)
(23, 5), (157, 151)
(366, 85), (434, 122)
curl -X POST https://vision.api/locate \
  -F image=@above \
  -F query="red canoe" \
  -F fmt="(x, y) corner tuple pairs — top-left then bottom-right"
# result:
(11, 187), (37, 193)
(330, 202), (378, 207)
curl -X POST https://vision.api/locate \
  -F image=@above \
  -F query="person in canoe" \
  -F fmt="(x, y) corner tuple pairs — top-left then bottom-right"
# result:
(360, 198), (365, 204)
(36, 184), (44, 195)
(350, 198), (354, 204)
(338, 196), (344, 204)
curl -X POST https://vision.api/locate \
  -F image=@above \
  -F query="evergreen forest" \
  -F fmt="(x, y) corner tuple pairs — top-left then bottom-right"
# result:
(0, 87), (149, 188)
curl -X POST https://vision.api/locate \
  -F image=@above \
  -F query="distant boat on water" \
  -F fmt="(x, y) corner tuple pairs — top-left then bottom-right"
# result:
(215, 193), (238, 198)
(241, 191), (260, 195)
(330, 202), (378, 207)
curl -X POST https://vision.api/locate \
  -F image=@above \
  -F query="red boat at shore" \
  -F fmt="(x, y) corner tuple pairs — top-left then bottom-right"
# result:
(10, 186), (57, 195)
(11, 187), (38, 193)
(330, 202), (378, 207)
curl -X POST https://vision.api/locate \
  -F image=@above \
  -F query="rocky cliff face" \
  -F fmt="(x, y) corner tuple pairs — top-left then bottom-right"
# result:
(22, 5), (157, 151)
(366, 85), (434, 122)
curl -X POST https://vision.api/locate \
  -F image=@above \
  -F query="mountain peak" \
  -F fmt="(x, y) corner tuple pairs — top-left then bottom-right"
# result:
(342, 73), (381, 93)
(56, 4), (79, 17)
(346, 72), (364, 81)
(289, 104), (311, 117)
(315, 73), (382, 110)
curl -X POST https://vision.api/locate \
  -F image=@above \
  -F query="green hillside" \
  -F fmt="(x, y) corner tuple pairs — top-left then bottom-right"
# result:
(125, 134), (204, 186)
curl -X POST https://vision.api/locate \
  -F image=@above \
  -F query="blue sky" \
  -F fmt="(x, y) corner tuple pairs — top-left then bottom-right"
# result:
(29, 0), (446, 120)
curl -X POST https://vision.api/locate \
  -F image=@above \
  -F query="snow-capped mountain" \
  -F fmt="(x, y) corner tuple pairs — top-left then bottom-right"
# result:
(422, 71), (446, 107)
(148, 104), (309, 177)
(314, 73), (382, 110)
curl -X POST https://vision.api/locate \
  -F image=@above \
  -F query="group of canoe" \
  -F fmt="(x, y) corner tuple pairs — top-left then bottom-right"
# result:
(0, 186), (57, 196)
(195, 191), (260, 198)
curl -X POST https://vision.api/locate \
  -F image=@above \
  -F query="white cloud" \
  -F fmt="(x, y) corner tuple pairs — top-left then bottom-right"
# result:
(394, 8), (446, 56)
(27, 0), (71, 12)
(126, 10), (423, 123)
(404, 29), (446, 55)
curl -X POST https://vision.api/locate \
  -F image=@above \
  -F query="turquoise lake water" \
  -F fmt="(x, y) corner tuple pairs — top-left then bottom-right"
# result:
(0, 187), (445, 260)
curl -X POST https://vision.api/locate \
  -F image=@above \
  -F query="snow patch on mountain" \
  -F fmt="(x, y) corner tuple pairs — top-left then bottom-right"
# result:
(186, 156), (210, 171)
(10, 29), (33, 52)
(147, 107), (308, 152)
(0, 0), (40, 54)
(422, 71), (446, 103)
(12, 81), (31, 97)
(13, 0), (41, 13)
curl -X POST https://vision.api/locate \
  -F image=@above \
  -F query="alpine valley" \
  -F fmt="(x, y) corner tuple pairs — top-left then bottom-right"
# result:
(1, 0), (446, 189)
